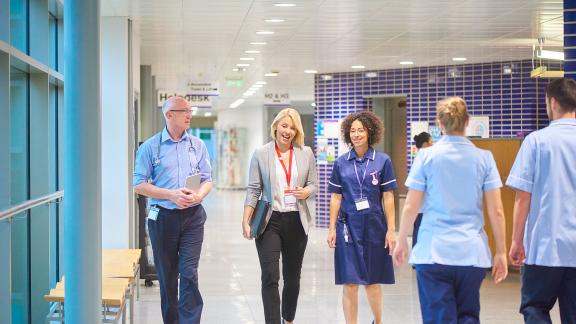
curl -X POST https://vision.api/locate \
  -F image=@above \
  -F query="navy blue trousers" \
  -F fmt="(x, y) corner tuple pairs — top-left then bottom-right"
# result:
(521, 264), (576, 324)
(148, 205), (206, 324)
(415, 264), (487, 324)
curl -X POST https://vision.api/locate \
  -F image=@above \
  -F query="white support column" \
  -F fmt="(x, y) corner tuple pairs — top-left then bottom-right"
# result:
(63, 0), (102, 323)
(101, 16), (133, 248)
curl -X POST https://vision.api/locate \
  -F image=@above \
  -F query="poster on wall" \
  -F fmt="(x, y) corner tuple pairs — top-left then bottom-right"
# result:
(466, 116), (490, 138)
(429, 126), (442, 143)
(317, 138), (336, 164)
(410, 121), (430, 139)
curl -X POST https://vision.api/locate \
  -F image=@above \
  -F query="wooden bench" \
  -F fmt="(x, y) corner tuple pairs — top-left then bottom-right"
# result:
(44, 277), (129, 324)
(103, 249), (142, 324)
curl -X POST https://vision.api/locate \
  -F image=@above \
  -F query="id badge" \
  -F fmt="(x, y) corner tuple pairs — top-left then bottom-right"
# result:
(284, 189), (297, 206)
(355, 198), (369, 211)
(148, 206), (160, 221)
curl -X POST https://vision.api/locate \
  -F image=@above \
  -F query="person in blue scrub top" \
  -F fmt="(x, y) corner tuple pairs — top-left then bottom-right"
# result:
(134, 96), (213, 324)
(411, 131), (432, 248)
(506, 78), (576, 324)
(393, 96), (508, 324)
(327, 111), (397, 324)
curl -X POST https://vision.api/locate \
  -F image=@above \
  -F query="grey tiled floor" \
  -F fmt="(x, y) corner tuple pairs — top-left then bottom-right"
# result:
(134, 190), (560, 323)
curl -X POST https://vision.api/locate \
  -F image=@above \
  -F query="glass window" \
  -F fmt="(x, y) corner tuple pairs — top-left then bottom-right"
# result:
(11, 211), (29, 324)
(9, 67), (29, 205)
(49, 14), (57, 70)
(10, 0), (28, 54)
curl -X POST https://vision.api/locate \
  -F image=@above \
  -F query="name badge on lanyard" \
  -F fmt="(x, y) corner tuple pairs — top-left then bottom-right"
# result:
(354, 158), (370, 211)
(275, 144), (296, 207)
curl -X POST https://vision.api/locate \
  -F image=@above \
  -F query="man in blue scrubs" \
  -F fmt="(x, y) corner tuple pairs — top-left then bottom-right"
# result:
(134, 96), (212, 324)
(507, 78), (576, 324)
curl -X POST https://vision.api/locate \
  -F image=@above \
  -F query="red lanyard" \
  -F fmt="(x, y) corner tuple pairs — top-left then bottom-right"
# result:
(274, 144), (293, 188)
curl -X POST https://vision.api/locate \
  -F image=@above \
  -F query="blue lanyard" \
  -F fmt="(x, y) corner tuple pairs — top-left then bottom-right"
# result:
(353, 159), (370, 199)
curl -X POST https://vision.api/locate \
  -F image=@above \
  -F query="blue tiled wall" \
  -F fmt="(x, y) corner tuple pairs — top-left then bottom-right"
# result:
(314, 59), (558, 227)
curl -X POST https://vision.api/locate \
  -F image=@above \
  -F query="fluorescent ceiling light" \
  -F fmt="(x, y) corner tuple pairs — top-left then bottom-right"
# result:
(537, 50), (564, 61)
(256, 31), (275, 35)
(304, 69), (318, 74)
(240, 57), (255, 61)
(255, 81), (267, 85)
(250, 42), (267, 45)
(452, 57), (467, 61)
(265, 18), (285, 23)
(204, 112), (213, 117)
(365, 72), (378, 78)
(236, 63), (250, 67)
(274, 3), (296, 7)
(252, 84), (263, 88)
(265, 72), (279, 77)
(232, 68), (239, 72)
(243, 91), (256, 97)
(229, 99), (245, 108)
(400, 61), (414, 65)
(245, 50), (261, 54)
(351, 65), (365, 69)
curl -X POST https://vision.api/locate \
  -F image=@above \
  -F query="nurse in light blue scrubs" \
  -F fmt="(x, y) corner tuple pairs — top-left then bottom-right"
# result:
(393, 97), (509, 324)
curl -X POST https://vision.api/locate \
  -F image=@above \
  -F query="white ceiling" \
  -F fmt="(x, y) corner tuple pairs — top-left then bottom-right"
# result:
(102, 0), (564, 110)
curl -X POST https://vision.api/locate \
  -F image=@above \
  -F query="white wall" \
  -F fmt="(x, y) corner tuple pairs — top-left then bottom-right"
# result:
(101, 16), (134, 248)
(216, 104), (266, 185)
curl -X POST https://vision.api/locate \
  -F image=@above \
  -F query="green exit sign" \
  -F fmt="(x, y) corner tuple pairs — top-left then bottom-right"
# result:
(226, 79), (243, 87)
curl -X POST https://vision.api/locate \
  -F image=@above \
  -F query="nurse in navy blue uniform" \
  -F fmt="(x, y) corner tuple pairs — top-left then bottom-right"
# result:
(327, 111), (397, 324)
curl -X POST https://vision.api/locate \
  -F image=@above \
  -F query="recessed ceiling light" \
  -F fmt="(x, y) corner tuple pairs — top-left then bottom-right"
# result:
(252, 84), (263, 88)
(351, 65), (365, 69)
(250, 42), (267, 45)
(256, 31), (275, 35)
(255, 81), (267, 85)
(192, 111), (198, 116)
(274, 3), (296, 7)
(265, 18), (285, 23)
(400, 61), (414, 65)
(243, 91), (256, 97)
(240, 57), (255, 61)
(452, 57), (467, 61)
(230, 99), (245, 108)
(304, 70), (318, 74)
(265, 72), (279, 77)
(204, 112), (213, 117)
(232, 68), (239, 72)
(236, 63), (250, 67)
(245, 50), (261, 54)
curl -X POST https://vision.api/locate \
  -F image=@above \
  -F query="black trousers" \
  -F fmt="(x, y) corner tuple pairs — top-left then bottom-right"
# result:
(521, 264), (576, 324)
(148, 205), (206, 324)
(255, 211), (308, 324)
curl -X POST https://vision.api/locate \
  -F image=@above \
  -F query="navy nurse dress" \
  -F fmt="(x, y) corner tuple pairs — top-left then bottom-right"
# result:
(328, 147), (397, 284)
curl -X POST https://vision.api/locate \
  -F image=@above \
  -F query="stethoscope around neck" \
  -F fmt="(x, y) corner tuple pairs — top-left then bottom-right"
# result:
(152, 131), (200, 175)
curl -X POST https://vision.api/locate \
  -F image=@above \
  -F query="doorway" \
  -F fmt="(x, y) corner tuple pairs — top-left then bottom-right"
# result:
(370, 96), (407, 224)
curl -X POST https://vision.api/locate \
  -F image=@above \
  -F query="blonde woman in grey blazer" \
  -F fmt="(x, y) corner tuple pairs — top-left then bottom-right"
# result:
(242, 108), (318, 324)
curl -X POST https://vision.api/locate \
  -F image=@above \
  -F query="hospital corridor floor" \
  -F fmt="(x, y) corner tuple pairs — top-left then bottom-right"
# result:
(133, 190), (560, 324)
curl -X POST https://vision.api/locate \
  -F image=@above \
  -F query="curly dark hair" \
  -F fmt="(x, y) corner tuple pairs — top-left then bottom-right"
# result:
(340, 111), (384, 146)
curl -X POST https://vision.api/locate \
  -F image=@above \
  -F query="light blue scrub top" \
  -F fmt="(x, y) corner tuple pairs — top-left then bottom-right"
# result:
(506, 118), (576, 267)
(405, 135), (502, 267)
(134, 128), (212, 209)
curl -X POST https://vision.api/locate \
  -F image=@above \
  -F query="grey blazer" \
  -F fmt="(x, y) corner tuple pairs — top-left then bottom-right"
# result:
(244, 141), (318, 234)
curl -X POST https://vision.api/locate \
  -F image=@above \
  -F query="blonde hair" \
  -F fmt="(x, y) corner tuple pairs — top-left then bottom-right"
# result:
(270, 108), (305, 147)
(437, 97), (469, 134)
